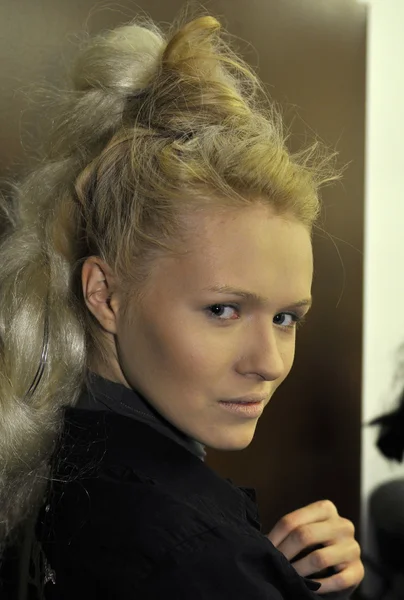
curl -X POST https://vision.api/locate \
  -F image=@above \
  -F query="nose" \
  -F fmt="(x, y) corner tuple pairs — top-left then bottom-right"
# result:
(236, 322), (287, 382)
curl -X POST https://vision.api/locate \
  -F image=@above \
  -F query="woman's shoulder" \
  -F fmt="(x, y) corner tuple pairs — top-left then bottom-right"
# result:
(42, 458), (219, 553)
(38, 467), (319, 600)
(38, 411), (254, 585)
(57, 408), (239, 503)
(43, 408), (253, 547)
(36, 409), (320, 599)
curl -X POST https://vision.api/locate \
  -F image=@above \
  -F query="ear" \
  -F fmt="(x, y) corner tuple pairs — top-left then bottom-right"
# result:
(81, 257), (120, 334)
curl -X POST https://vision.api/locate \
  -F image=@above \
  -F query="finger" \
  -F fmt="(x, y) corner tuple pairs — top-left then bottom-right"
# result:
(267, 500), (339, 547)
(291, 539), (360, 578)
(276, 518), (354, 561)
(311, 560), (365, 595)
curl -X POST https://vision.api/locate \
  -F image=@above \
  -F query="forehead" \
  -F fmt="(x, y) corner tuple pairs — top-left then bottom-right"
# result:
(151, 204), (313, 303)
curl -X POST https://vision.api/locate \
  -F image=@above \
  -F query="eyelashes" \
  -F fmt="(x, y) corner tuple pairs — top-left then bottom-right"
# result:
(206, 304), (307, 329)
(207, 304), (239, 320)
(273, 312), (307, 329)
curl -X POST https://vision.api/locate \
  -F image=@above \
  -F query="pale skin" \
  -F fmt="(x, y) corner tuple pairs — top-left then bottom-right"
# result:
(82, 202), (363, 595)
(267, 500), (363, 594)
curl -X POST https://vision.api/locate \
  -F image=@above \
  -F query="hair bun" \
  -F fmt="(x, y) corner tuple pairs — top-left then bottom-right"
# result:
(72, 23), (165, 94)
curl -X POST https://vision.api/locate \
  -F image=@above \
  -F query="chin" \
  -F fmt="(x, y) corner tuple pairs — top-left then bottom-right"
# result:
(205, 426), (257, 452)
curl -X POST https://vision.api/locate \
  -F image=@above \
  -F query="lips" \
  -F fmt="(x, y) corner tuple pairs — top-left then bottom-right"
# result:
(218, 398), (266, 418)
(221, 395), (268, 405)
(226, 400), (262, 405)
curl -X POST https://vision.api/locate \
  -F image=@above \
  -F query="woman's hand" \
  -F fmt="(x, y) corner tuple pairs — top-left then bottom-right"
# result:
(266, 500), (364, 595)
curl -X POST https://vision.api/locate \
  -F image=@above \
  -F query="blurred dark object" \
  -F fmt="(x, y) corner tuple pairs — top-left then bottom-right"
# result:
(364, 388), (404, 599)
(370, 481), (404, 574)
(357, 480), (404, 600)
(370, 389), (404, 463)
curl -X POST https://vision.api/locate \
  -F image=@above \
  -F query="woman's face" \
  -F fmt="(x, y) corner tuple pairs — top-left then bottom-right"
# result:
(107, 203), (313, 451)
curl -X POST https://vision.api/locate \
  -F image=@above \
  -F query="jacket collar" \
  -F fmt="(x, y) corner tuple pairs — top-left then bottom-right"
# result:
(61, 407), (247, 523)
(76, 371), (206, 460)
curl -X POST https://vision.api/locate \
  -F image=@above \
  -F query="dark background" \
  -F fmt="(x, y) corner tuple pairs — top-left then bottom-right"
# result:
(0, 0), (366, 534)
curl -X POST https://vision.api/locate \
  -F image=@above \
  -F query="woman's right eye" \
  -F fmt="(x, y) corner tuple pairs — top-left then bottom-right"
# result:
(207, 304), (240, 320)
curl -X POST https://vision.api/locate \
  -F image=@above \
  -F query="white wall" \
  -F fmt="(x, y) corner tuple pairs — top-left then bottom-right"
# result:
(360, 0), (404, 581)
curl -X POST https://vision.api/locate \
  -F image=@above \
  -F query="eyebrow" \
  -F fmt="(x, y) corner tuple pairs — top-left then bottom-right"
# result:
(203, 285), (313, 310)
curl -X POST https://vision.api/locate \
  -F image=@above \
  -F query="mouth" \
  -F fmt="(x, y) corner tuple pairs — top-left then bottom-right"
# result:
(218, 395), (268, 418)
(221, 394), (269, 405)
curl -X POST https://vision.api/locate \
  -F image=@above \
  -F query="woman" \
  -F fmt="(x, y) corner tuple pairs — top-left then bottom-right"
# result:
(0, 14), (363, 599)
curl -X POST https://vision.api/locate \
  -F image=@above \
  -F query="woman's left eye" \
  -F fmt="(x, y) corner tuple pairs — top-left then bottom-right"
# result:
(273, 313), (298, 328)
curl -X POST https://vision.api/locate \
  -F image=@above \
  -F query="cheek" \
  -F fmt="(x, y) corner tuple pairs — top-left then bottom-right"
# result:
(277, 335), (296, 383)
(284, 341), (296, 377)
(123, 311), (233, 381)
(160, 327), (235, 380)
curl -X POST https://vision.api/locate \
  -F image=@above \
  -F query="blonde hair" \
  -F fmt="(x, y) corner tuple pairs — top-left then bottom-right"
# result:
(0, 14), (336, 546)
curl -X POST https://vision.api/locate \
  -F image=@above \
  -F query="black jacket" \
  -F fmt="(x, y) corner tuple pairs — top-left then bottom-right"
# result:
(28, 375), (351, 599)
